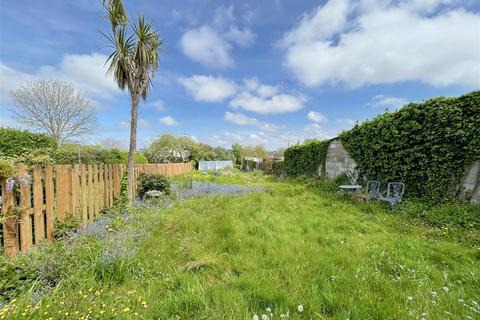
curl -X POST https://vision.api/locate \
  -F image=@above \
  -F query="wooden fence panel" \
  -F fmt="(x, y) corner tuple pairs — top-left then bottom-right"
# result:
(44, 165), (54, 240)
(1, 162), (192, 257)
(32, 166), (44, 243)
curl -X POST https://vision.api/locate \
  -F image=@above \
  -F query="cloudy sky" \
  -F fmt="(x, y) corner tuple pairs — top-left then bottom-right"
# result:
(0, 0), (479, 150)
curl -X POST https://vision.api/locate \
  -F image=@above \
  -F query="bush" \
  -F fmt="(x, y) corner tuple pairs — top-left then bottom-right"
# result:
(137, 173), (171, 199)
(283, 140), (331, 176)
(0, 128), (57, 158)
(340, 90), (480, 199)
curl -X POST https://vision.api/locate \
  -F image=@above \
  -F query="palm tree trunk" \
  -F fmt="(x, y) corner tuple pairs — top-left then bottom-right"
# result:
(127, 94), (139, 202)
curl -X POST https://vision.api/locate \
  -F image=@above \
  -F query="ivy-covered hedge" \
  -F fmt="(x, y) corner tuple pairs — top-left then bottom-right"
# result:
(0, 128), (57, 158)
(284, 140), (331, 176)
(339, 90), (480, 199)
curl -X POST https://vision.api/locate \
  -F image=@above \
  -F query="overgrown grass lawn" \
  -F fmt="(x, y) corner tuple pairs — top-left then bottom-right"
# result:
(1, 173), (479, 319)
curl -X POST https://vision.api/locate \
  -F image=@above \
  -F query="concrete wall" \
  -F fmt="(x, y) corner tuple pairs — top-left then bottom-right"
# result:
(324, 139), (357, 179)
(461, 161), (480, 204)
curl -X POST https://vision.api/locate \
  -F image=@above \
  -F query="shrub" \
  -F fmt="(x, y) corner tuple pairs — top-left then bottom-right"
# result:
(0, 128), (57, 158)
(283, 140), (331, 176)
(137, 173), (171, 199)
(340, 90), (480, 199)
(0, 158), (15, 178)
(53, 216), (81, 239)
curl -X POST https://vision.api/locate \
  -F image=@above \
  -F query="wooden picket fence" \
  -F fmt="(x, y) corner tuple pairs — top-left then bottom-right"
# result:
(0, 163), (192, 257)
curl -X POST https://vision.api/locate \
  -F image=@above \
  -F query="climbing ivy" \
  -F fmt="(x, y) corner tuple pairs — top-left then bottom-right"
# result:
(284, 140), (331, 176)
(339, 90), (480, 199)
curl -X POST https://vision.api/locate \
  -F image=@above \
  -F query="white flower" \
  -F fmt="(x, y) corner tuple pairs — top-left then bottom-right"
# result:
(432, 300), (437, 305)
(266, 307), (271, 313)
(431, 291), (438, 298)
(297, 305), (304, 313)
(330, 275), (336, 281)
(261, 314), (268, 320)
(442, 287), (449, 293)
(407, 296), (413, 301)
(252, 315), (259, 320)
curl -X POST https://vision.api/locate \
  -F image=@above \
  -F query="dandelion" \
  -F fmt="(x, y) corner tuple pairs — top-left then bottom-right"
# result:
(252, 314), (259, 320)
(297, 305), (304, 312)
(123, 307), (130, 312)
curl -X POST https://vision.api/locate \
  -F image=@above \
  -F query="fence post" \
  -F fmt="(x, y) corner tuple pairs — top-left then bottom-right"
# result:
(1, 178), (17, 257)
(18, 166), (32, 254)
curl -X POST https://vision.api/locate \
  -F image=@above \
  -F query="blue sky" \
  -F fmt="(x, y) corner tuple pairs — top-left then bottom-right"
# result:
(0, 0), (479, 150)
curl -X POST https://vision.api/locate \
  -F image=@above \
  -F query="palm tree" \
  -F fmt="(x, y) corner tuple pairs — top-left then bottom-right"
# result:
(102, 0), (164, 202)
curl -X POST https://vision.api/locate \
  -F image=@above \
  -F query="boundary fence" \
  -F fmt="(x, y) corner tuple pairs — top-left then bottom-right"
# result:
(0, 163), (192, 257)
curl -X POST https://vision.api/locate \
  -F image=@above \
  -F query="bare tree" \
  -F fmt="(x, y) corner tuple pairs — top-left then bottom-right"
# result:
(100, 138), (127, 150)
(9, 80), (97, 143)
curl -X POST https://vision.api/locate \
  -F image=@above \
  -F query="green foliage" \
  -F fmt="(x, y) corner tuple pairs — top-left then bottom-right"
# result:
(0, 158), (15, 178)
(0, 128), (57, 159)
(145, 134), (233, 166)
(261, 159), (283, 176)
(53, 144), (148, 165)
(340, 91), (480, 199)
(53, 216), (81, 239)
(232, 143), (242, 165)
(136, 172), (171, 199)
(283, 140), (331, 176)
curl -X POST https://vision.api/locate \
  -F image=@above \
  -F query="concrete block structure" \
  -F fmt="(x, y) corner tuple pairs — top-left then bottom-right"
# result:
(324, 139), (357, 179)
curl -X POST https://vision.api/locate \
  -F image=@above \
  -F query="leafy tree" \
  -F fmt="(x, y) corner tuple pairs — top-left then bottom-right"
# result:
(9, 80), (97, 143)
(232, 143), (242, 164)
(144, 135), (197, 163)
(102, 0), (164, 202)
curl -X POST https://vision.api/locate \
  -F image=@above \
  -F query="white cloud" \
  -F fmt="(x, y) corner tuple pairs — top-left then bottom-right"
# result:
(303, 123), (331, 139)
(204, 126), (334, 150)
(178, 75), (237, 102)
(281, 0), (480, 88)
(224, 111), (280, 131)
(180, 26), (233, 68)
(230, 78), (306, 114)
(180, 5), (255, 68)
(369, 95), (409, 108)
(307, 111), (327, 124)
(159, 116), (179, 126)
(0, 53), (119, 103)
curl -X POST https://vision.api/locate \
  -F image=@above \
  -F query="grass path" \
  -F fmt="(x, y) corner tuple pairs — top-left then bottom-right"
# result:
(2, 173), (479, 319)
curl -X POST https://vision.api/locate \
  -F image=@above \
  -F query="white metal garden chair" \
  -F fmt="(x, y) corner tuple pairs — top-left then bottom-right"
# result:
(379, 182), (405, 206)
(364, 180), (381, 200)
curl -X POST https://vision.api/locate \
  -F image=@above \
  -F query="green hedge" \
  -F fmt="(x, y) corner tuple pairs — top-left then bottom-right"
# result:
(339, 90), (480, 199)
(54, 144), (148, 165)
(283, 140), (331, 176)
(0, 128), (57, 158)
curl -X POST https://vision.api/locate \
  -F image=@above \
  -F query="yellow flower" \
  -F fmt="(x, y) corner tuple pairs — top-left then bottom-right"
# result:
(21, 313), (26, 316)
(100, 310), (105, 315)
(59, 301), (64, 305)
(123, 307), (130, 312)
(88, 288), (93, 292)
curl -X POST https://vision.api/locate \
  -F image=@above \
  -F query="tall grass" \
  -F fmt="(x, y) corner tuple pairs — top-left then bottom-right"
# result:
(0, 172), (478, 319)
